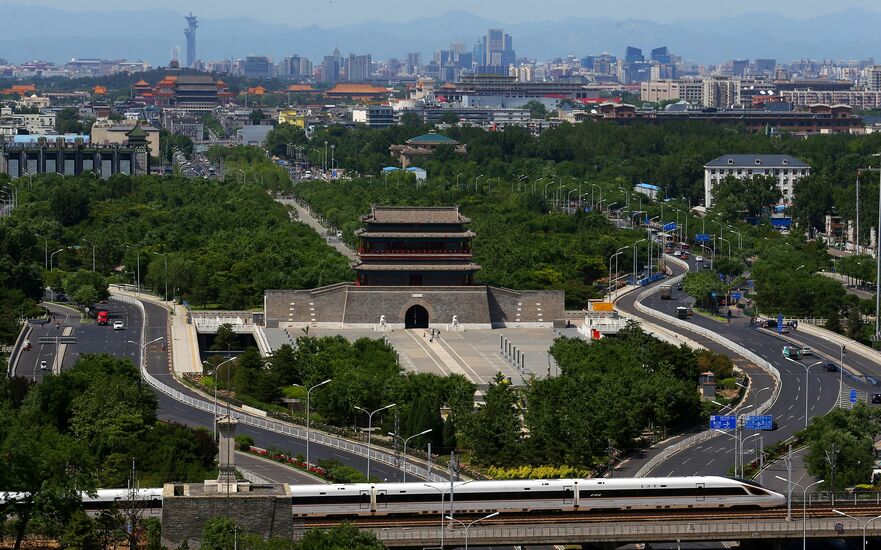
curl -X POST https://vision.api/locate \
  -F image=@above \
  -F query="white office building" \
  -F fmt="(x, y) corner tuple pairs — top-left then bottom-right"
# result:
(703, 154), (810, 208)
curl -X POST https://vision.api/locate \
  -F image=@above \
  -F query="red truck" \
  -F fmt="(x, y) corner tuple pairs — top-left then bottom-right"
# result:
(97, 310), (109, 325)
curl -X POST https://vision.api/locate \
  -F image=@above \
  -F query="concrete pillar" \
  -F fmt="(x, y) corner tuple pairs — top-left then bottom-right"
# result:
(216, 414), (238, 490)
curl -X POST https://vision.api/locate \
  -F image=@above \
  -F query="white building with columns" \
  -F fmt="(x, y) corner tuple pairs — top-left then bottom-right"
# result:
(703, 154), (810, 208)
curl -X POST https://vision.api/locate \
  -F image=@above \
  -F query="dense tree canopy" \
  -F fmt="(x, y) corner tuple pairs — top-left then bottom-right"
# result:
(801, 403), (881, 492)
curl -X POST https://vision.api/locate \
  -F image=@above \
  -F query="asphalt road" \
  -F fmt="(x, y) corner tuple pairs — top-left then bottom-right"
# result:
(19, 298), (415, 483)
(616, 256), (878, 481)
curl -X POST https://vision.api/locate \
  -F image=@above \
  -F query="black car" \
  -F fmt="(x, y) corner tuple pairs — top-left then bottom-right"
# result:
(823, 363), (838, 372)
(872, 393), (881, 404)
(676, 283), (683, 291)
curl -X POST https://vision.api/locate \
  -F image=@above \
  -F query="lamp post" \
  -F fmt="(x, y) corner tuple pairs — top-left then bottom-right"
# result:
(632, 238), (646, 284)
(127, 336), (164, 377)
(49, 248), (65, 271)
(34, 233), (48, 270)
(609, 246), (628, 300)
(728, 226), (743, 249)
(591, 183), (600, 211)
(475, 174), (485, 192)
(125, 245), (140, 294)
(203, 357), (237, 441)
(833, 509), (881, 550)
(355, 403), (396, 481)
(544, 180), (554, 201)
(306, 379), (332, 466)
(734, 403), (755, 477)
(740, 432), (762, 476)
(712, 429), (741, 477)
(153, 251), (169, 302)
(775, 477), (823, 549)
(455, 172), (463, 190)
(786, 358), (824, 427)
(330, 144), (335, 173)
(323, 141), (328, 173)
(719, 236), (732, 260)
(446, 511), (499, 550)
(647, 216), (660, 277)
(423, 480), (474, 549)
(236, 168), (246, 184)
(389, 428), (432, 482)
(567, 188), (578, 214)
(81, 238), (96, 272)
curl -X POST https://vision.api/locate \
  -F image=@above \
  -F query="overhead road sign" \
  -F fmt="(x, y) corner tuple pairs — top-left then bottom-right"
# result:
(696, 233), (711, 242)
(710, 415), (737, 430)
(745, 415), (773, 430)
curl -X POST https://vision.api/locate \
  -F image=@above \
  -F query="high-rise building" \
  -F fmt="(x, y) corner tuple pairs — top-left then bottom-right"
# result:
(868, 66), (881, 91)
(477, 28), (515, 75)
(651, 46), (671, 65)
(347, 54), (372, 82)
(732, 59), (749, 77)
(625, 46), (644, 64)
(754, 59), (777, 76)
(406, 53), (420, 74)
(321, 55), (340, 82)
(184, 13), (198, 69)
(243, 56), (271, 79)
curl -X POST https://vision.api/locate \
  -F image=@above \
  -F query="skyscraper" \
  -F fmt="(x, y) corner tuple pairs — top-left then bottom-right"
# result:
(478, 28), (515, 75)
(625, 46), (643, 64)
(184, 13), (198, 69)
(347, 54), (372, 82)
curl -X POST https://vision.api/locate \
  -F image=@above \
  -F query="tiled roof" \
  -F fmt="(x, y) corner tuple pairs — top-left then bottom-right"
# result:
(705, 154), (809, 168)
(287, 84), (315, 92)
(326, 84), (389, 94)
(406, 132), (459, 145)
(362, 206), (470, 224)
(353, 262), (481, 271)
(355, 230), (476, 238)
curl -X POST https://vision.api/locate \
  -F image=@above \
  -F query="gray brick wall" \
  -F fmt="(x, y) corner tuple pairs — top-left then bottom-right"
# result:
(161, 484), (293, 549)
(265, 285), (564, 327)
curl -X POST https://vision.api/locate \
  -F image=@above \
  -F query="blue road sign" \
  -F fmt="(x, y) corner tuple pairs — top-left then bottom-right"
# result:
(745, 415), (774, 430)
(748, 279), (755, 287)
(710, 291), (717, 298)
(850, 389), (858, 404)
(663, 222), (677, 231)
(732, 292), (742, 300)
(696, 233), (711, 242)
(777, 313), (784, 334)
(710, 415), (737, 430)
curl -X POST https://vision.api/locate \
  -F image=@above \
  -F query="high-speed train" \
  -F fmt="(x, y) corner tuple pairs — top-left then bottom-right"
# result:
(1, 489), (164, 510)
(289, 476), (786, 517)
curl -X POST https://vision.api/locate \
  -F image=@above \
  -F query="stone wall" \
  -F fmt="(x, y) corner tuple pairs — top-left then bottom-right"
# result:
(160, 483), (293, 549)
(265, 284), (565, 329)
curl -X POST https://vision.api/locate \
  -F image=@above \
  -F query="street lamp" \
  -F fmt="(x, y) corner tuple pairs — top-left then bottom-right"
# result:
(833, 509), (881, 550)
(609, 246), (628, 300)
(647, 216), (660, 277)
(203, 357), (236, 440)
(446, 511), (499, 550)
(355, 403), (396, 480)
(125, 245), (141, 294)
(153, 251), (169, 302)
(127, 336), (164, 377)
(775, 477), (823, 549)
(423, 480), (474, 549)
(236, 168), (246, 184)
(712, 429), (740, 477)
(475, 174), (485, 192)
(81, 238), (96, 272)
(590, 183), (601, 210)
(388, 428), (432, 482)
(34, 233), (48, 270)
(49, 248), (65, 271)
(785, 358), (824, 427)
(306, 379), (332, 466)
(632, 238), (646, 284)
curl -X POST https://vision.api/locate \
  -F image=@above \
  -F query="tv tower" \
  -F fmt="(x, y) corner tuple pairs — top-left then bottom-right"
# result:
(184, 12), (198, 68)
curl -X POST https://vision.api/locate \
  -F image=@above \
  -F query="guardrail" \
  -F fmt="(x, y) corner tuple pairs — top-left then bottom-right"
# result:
(633, 256), (782, 477)
(112, 294), (446, 483)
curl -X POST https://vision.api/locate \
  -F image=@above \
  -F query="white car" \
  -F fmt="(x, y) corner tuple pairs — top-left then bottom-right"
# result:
(113, 321), (124, 330)
(40, 360), (48, 371)
(695, 255), (704, 262)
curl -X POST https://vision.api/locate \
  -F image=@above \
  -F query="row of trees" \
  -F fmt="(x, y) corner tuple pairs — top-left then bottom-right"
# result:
(3, 170), (350, 309)
(295, 177), (645, 308)
(0, 355), (217, 547)
(208, 325), (726, 471)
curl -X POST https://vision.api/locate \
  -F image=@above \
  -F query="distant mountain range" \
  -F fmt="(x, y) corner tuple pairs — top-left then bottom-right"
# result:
(1, 3), (880, 67)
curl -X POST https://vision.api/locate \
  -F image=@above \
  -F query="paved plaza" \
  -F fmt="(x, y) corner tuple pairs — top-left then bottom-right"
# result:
(262, 326), (582, 387)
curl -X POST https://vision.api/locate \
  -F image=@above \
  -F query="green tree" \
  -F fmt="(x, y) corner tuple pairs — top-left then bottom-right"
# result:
(265, 123), (307, 157)
(201, 516), (236, 550)
(49, 183), (90, 226)
(250, 109), (265, 125)
(801, 403), (881, 492)
(710, 174), (782, 222)
(296, 522), (386, 550)
(60, 510), (101, 550)
(464, 372), (521, 465)
(212, 324), (238, 351)
(438, 111), (459, 125)
(683, 270), (727, 311)
(523, 100), (548, 119)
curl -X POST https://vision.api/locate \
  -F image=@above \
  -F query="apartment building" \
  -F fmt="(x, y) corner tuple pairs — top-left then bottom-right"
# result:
(703, 154), (810, 208)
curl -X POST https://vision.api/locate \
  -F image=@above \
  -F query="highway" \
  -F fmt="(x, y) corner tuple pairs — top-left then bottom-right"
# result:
(16, 297), (415, 483)
(616, 255), (879, 486)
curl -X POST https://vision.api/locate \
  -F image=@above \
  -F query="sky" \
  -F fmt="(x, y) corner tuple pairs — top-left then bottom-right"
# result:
(12, 0), (881, 27)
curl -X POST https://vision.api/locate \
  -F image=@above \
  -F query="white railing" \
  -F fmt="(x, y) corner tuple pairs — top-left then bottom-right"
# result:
(632, 256), (782, 477)
(112, 294), (446, 483)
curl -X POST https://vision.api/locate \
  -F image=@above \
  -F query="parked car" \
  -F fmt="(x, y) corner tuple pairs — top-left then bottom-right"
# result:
(113, 321), (124, 330)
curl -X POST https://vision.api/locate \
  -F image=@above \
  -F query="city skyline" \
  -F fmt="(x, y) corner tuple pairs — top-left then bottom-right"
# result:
(9, 0), (881, 26)
(5, 3), (881, 66)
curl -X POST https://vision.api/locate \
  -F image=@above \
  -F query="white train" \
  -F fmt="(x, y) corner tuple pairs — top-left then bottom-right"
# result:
(290, 476), (785, 517)
(1, 488), (164, 510)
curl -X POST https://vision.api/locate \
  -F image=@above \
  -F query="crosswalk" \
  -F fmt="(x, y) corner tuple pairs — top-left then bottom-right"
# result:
(837, 385), (868, 409)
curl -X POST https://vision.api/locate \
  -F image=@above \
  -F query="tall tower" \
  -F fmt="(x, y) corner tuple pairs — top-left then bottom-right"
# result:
(184, 12), (198, 68)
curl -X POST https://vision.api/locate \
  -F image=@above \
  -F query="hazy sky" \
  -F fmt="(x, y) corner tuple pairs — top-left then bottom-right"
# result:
(13, 0), (881, 26)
